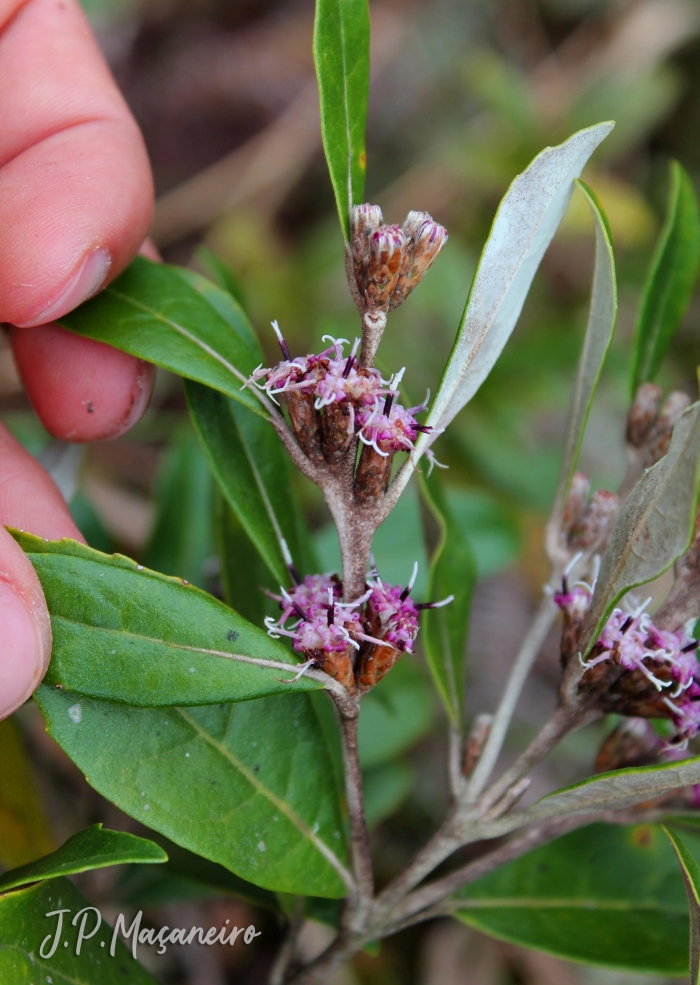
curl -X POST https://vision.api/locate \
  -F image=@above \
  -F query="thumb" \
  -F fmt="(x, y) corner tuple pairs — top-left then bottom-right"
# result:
(0, 527), (52, 719)
(0, 424), (84, 720)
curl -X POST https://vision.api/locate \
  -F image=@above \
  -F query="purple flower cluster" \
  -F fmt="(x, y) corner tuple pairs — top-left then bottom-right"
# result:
(263, 565), (451, 691)
(554, 582), (700, 745)
(365, 575), (421, 654)
(248, 331), (432, 461)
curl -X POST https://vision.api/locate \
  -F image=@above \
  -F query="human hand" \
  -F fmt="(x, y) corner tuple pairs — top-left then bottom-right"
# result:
(0, 0), (154, 719)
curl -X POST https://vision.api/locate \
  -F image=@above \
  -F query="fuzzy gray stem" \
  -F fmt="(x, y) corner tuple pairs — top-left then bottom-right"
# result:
(333, 698), (374, 924)
(474, 704), (588, 816)
(360, 312), (387, 368)
(465, 594), (558, 802)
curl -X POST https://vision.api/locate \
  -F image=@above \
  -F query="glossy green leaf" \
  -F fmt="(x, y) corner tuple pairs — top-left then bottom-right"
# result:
(35, 687), (351, 898)
(455, 822), (694, 974)
(13, 533), (320, 706)
(484, 756), (700, 839)
(358, 659), (435, 770)
(416, 123), (615, 462)
(546, 180), (617, 561)
(418, 470), (476, 725)
(0, 825), (166, 893)
(142, 425), (214, 589)
(313, 0), (370, 240)
(664, 825), (700, 983)
(580, 402), (700, 656)
(0, 878), (157, 984)
(632, 161), (700, 392)
(58, 257), (265, 415)
(185, 380), (304, 587)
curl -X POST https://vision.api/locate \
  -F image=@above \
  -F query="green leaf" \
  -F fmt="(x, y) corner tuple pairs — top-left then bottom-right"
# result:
(35, 687), (351, 898)
(57, 257), (265, 415)
(0, 825), (166, 893)
(185, 380), (304, 587)
(664, 825), (700, 983)
(418, 470), (476, 725)
(455, 822), (694, 974)
(313, 0), (370, 240)
(632, 161), (700, 392)
(418, 123), (615, 451)
(142, 424), (214, 589)
(546, 179), (617, 561)
(358, 659), (435, 769)
(13, 533), (321, 706)
(483, 756), (700, 840)
(0, 878), (157, 984)
(580, 402), (700, 656)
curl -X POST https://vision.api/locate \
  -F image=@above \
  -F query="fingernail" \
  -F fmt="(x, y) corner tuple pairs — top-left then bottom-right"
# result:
(0, 580), (46, 719)
(14, 247), (112, 329)
(109, 361), (155, 440)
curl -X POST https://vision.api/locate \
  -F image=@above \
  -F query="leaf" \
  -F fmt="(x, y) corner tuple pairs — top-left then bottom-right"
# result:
(579, 402), (700, 656)
(0, 877), (157, 984)
(35, 687), (351, 898)
(455, 822), (695, 974)
(57, 257), (265, 415)
(632, 161), (700, 392)
(419, 123), (615, 450)
(664, 825), (700, 984)
(0, 719), (54, 869)
(185, 380), (304, 587)
(13, 533), (321, 706)
(546, 179), (617, 560)
(358, 659), (435, 769)
(418, 470), (476, 725)
(486, 756), (700, 839)
(142, 424), (214, 589)
(0, 825), (166, 893)
(313, 0), (370, 240)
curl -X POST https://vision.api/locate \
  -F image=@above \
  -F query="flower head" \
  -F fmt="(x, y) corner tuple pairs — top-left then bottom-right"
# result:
(555, 583), (700, 746)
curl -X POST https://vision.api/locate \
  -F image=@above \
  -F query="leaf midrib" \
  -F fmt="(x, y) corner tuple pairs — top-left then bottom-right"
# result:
(50, 615), (297, 669)
(175, 707), (352, 889)
(454, 897), (687, 913)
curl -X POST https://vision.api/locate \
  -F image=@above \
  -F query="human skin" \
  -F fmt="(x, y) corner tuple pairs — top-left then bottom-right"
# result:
(0, 0), (155, 718)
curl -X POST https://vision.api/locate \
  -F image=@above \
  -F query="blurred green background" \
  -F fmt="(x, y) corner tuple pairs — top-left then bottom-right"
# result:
(3, 0), (700, 982)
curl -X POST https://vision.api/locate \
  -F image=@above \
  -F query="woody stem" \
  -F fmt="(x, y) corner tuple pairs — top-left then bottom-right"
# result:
(333, 696), (374, 913)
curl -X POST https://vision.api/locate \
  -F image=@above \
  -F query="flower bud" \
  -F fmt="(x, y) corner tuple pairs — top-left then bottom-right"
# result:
(594, 718), (663, 774)
(644, 391), (692, 467)
(570, 489), (618, 551)
(562, 472), (590, 533)
(627, 382), (663, 447)
(351, 204), (383, 300)
(363, 225), (408, 313)
(389, 211), (448, 310)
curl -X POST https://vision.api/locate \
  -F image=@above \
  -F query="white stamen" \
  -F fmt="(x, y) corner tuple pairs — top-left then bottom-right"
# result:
(280, 659), (316, 683)
(271, 320), (285, 344)
(280, 538), (294, 567)
(633, 597), (653, 619)
(428, 594), (454, 609)
(564, 552), (584, 578)
(407, 562), (419, 592)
